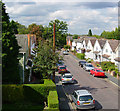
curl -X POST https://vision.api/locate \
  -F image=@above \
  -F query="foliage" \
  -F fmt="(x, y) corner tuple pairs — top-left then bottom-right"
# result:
(2, 2), (20, 84)
(88, 29), (92, 36)
(64, 45), (70, 50)
(33, 40), (61, 78)
(48, 19), (68, 48)
(76, 53), (85, 60)
(101, 61), (116, 71)
(2, 79), (56, 110)
(28, 23), (44, 44)
(86, 58), (93, 63)
(73, 34), (78, 39)
(91, 35), (101, 39)
(100, 27), (120, 40)
(15, 21), (29, 34)
(48, 91), (59, 109)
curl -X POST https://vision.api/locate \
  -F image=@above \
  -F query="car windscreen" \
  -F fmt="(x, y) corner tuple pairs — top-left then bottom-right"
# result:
(79, 95), (93, 101)
(81, 61), (86, 64)
(60, 67), (66, 69)
(86, 64), (93, 67)
(96, 70), (103, 72)
(63, 75), (72, 78)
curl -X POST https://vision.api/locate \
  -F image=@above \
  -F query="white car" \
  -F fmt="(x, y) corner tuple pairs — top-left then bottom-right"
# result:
(63, 51), (68, 55)
(83, 63), (94, 71)
(71, 90), (95, 109)
(61, 73), (74, 84)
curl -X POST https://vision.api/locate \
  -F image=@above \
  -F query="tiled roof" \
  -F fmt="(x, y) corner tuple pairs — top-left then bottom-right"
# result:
(98, 39), (106, 49)
(90, 39), (96, 47)
(102, 54), (110, 58)
(93, 51), (100, 54)
(15, 34), (28, 53)
(114, 57), (120, 62)
(108, 40), (120, 52)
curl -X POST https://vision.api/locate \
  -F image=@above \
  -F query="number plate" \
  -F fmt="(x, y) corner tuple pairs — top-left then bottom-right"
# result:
(83, 102), (90, 105)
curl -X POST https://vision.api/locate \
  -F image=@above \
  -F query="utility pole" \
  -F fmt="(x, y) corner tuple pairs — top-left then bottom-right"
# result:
(53, 23), (55, 82)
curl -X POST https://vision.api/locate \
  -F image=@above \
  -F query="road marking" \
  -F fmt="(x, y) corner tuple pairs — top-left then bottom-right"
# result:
(105, 78), (120, 88)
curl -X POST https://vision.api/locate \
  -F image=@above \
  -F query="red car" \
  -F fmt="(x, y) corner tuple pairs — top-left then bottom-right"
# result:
(58, 65), (67, 74)
(90, 68), (105, 77)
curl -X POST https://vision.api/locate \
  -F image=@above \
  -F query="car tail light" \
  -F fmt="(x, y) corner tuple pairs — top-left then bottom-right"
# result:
(93, 100), (95, 104)
(72, 78), (74, 80)
(77, 101), (80, 105)
(62, 78), (64, 80)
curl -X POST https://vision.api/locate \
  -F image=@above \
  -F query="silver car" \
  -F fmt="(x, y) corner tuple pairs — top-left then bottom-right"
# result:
(61, 73), (74, 84)
(71, 90), (95, 109)
(83, 63), (94, 71)
(63, 50), (68, 55)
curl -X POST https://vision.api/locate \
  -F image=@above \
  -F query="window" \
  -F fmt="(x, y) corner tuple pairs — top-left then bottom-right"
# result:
(106, 49), (108, 53)
(79, 95), (93, 101)
(96, 47), (98, 51)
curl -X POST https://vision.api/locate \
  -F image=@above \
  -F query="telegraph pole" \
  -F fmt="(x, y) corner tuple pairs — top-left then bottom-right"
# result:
(53, 23), (55, 82)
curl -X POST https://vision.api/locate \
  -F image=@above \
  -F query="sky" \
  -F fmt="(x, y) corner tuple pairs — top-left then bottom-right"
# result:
(3, 0), (120, 35)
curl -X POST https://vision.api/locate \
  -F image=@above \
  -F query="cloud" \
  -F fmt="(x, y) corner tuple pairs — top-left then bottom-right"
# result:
(3, 1), (118, 35)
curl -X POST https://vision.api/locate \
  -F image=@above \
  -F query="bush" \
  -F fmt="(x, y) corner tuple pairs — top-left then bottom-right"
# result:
(76, 53), (85, 60)
(101, 61), (116, 71)
(2, 79), (56, 110)
(64, 45), (70, 50)
(86, 58), (93, 63)
(48, 91), (59, 109)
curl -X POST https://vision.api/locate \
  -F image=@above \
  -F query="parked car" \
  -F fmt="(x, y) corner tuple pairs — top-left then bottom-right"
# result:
(58, 65), (67, 74)
(61, 73), (74, 84)
(90, 68), (105, 77)
(56, 60), (64, 67)
(79, 60), (87, 67)
(83, 63), (94, 71)
(63, 50), (68, 55)
(71, 90), (95, 109)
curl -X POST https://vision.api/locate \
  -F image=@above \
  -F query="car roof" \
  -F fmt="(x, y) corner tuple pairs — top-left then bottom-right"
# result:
(75, 90), (92, 96)
(94, 68), (102, 70)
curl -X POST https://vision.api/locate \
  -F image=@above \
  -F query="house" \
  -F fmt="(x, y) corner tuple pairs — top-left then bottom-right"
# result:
(71, 39), (78, 51)
(85, 39), (96, 59)
(102, 40), (119, 63)
(16, 34), (36, 83)
(114, 42), (120, 71)
(93, 39), (106, 62)
(16, 34), (29, 83)
(76, 37), (84, 53)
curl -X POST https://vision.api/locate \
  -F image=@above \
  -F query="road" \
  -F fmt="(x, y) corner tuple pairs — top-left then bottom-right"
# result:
(61, 54), (119, 110)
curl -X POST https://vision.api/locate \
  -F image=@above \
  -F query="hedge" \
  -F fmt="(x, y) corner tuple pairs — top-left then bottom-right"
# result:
(2, 79), (57, 111)
(76, 53), (85, 60)
(47, 91), (59, 109)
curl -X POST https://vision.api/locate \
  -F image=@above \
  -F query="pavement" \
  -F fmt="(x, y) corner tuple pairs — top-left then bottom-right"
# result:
(55, 73), (73, 111)
(68, 52), (120, 88)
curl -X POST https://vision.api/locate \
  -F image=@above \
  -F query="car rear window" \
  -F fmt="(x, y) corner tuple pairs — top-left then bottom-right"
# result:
(81, 61), (86, 63)
(79, 95), (93, 101)
(96, 70), (103, 72)
(64, 75), (72, 78)
(60, 67), (66, 69)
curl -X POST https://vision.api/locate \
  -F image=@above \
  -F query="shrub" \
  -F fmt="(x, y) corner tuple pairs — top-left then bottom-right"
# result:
(64, 45), (70, 50)
(76, 53), (85, 60)
(101, 61), (116, 71)
(48, 91), (59, 109)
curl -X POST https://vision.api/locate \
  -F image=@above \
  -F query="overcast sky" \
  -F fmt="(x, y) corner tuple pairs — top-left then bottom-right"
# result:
(3, 0), (120, 35)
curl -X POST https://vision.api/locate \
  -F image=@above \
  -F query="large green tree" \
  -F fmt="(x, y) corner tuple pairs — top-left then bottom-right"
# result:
(33, 40), (61, 80)
(48, 19), (68, 48)
(2, 2), (20, 84)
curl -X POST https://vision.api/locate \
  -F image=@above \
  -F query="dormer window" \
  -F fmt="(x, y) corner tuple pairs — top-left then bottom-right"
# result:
(106, 49), (108, 53)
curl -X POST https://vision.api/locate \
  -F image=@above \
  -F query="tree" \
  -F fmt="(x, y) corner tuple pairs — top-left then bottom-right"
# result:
(73, 34), (78, 39)
(48, 19), (68, 48)
(28, 23), (44, 44)
(2, 2), (20, 84)
(88, 29), (92, 36)
(33, 40), (62, 80)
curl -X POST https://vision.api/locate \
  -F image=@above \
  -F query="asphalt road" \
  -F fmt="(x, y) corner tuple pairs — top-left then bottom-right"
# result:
(62, 54), (119, 110)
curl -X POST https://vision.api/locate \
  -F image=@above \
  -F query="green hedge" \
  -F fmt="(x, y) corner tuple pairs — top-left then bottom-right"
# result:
(76, 53), (85, 60)
(48, 91), (59, 109)
(2, 79), (57, 110)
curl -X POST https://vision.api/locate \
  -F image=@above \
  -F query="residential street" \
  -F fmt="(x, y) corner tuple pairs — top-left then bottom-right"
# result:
(58, 54), (119, 110)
